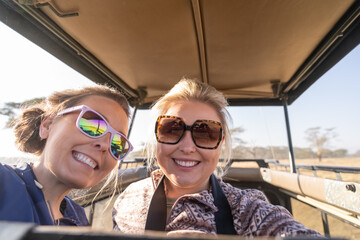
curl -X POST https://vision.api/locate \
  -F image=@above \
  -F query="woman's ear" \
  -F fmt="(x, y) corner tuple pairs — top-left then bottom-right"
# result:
(39, 116), (53, 140)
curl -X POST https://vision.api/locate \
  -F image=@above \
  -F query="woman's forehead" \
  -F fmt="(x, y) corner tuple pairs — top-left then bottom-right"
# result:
(78, 96), (129, 131)
(164, 101), (221, 123)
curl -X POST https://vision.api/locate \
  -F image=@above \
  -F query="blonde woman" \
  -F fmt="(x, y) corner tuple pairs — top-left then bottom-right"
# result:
(113, 79), (321, 237)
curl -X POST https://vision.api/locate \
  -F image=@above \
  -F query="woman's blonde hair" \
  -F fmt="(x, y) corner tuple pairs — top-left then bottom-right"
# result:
(146, 78), (232, 178)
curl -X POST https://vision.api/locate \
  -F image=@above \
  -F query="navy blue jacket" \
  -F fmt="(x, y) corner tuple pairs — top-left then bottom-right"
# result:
(0, 163), (89, 226)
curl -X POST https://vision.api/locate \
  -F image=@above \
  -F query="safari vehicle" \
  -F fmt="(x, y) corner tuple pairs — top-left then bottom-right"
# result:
(0, 0), (359, 239)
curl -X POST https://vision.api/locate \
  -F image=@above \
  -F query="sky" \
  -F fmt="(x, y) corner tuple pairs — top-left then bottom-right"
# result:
(0, 21), (359, 159)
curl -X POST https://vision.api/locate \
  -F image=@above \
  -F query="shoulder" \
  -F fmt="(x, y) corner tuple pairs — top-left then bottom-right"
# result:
(112, 177), (154, 233)
(114, 177), (153, 207)
(0, 162), (19, 178)
(0, 163), (29, 190)
(0, 163), (38, 222)
(121, 177), (154, 197)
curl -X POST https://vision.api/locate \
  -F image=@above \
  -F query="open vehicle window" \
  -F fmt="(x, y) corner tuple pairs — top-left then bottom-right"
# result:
(0, 22), (97, 163)
(289, 45), (360, 168)
(129, 44), (360, 170)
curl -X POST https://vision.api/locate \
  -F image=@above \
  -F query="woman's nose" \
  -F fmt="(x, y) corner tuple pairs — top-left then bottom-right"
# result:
(92, 133), (111, 152)
(178, 131), (196, 153)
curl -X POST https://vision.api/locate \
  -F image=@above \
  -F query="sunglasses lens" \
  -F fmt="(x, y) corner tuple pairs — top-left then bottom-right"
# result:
(157, 118), (184, 144)
(111, 133), (131, 159)
(79, 111), (107, 136)
(62, 106), (132, 161)
(192, 121), (221, 148)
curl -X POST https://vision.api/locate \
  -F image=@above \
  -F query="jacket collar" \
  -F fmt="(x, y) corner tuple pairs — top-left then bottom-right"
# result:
(150, 169), (217, 211)
(147, 169), (236, 234)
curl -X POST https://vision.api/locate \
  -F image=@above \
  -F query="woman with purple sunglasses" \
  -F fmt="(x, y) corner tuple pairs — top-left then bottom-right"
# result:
(113, 79), (322, 237)
(0, 85), (133, 226)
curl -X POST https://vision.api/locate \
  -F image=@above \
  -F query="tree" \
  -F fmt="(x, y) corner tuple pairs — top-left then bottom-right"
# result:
(230, 127), (246, 147)
(0, 102), (21, 127)
(246, 140), (258, 158)
(294, 147), (315, 159)
(0, 98), (44, 128)
(228, 127), (246, 158)
(353, 150), (360, 157)
(331, 149), (348, 158)
(304, 127), (337, 162)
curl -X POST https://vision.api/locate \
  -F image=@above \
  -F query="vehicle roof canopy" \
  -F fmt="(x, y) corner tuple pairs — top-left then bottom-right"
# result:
(1, 0), (359, 107)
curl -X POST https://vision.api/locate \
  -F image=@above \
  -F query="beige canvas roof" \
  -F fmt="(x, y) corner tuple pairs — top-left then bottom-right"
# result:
(2, 0), (359, 106)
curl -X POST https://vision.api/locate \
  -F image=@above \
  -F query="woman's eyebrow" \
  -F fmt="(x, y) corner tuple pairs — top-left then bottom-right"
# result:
(98, 111), (127, 135)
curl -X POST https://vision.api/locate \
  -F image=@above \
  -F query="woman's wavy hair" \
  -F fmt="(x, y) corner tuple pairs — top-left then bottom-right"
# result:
(13, 85), (130, 206)
(145, 78), (232, 178)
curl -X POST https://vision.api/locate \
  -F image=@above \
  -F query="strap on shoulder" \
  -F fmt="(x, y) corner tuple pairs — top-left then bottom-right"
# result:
(210, 174), (237, 235)
(145, 175), (167, 231)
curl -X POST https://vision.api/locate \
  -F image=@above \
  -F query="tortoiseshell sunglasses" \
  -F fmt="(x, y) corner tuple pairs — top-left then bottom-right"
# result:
(155, 115), (223, 149)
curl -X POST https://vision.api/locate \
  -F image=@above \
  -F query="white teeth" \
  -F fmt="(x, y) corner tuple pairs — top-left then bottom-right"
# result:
(174, 159), (199, 167)
(73, 152), (97, 169)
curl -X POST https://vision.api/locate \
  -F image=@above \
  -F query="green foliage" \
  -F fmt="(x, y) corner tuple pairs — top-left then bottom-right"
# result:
(0, 102), (19, 128)
(0, 98), (44, 128)
(325, 148), (347, 158)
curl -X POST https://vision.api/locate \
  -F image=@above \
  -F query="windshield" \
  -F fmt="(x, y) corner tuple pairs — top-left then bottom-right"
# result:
(0, 21), (359, 170)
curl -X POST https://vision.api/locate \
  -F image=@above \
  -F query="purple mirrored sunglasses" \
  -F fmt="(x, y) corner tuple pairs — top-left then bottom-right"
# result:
(57, 105), (133, 161)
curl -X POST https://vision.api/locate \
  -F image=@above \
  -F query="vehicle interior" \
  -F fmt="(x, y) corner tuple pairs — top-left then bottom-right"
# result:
(0, 0), (359, 239)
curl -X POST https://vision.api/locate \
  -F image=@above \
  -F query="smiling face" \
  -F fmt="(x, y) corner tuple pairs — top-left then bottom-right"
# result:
(38, 95), (129, 189)
(156, 100), (223, 198)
